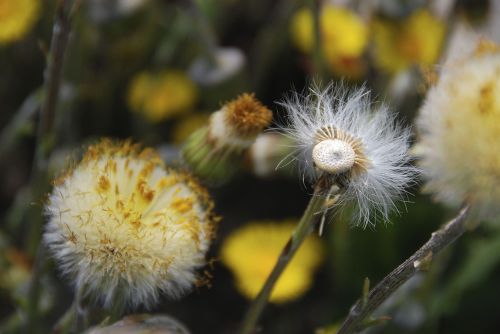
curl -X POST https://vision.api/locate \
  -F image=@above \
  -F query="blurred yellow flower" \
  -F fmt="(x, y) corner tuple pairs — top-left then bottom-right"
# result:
(328, 56), (367, 80)
(372, 9), (446, 74)
(0, 0), (40, 44)
(127, 70), (198, 122)
(220, 221), (324, 303)
(0, 248), (31, 290)
(290, 5), (368, 77)
(315, 323), (340, 334)
(172, 113), (210, 144)
(321, 6), (368, 60)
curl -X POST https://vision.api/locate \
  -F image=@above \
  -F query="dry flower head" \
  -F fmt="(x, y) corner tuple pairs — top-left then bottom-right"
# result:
(416, 40), (500, 221)
(224, 93), (273, 137)
(44, 139), (217, 309)
(279, 83), (417, 227)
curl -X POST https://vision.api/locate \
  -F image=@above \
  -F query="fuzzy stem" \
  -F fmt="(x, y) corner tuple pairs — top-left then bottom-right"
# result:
(336, 205), (470, 334)
(239, 178), (339, 334)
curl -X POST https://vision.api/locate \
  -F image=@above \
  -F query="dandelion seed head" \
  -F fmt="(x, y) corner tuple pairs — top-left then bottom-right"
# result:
(416, 40), (500, 222)
(279, 83), (417, 228)
(312, 139), (356, 174)
(44, 139), (216, 309)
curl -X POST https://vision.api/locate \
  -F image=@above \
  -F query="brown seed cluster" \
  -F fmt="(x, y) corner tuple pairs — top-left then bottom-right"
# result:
(224, 93), (273, 137)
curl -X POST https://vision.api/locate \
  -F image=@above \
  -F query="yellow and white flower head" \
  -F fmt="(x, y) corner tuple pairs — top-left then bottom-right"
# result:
(416, 41), (500, 222)
(44, 139), (216, 309)
(280, 84), (417, 228)
(182, 93), (272, 184)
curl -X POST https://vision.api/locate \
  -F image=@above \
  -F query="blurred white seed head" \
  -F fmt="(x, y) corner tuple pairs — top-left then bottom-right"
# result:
(246, 133), (294, 177)
(279, 83), (417, 227)
(189, 47), (245, 86)
(44, 140), (217, 309)
(416, 40), (500, 222)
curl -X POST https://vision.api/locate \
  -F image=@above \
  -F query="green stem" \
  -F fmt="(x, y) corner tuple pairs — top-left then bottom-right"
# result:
(239, 179), (340, 334)
(0, 88), (42, 162)
(185, 0), (218, 66)
(309, 0), (327, 80)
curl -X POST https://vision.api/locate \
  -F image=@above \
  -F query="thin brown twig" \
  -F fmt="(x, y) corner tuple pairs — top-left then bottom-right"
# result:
(35, 0), (74, 165)
(25, 1), (77, 332)
(336, 205), (470, 334)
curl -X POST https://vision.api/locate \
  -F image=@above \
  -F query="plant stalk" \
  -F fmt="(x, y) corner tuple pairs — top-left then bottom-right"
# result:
(25, 1), (77, 332)
(239, 178), (340, 334)
(309, 0), (327, 80)
(336, 205), (470, 334)
(185, 0), (218, 66)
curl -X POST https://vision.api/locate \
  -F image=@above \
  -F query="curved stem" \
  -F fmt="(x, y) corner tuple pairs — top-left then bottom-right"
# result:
(239, 179), (340, 334)
(336, 205), (470, 334)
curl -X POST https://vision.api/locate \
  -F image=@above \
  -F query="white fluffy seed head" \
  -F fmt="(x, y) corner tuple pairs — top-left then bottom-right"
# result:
(416, 40), (500, 222)
(278, 83), (418, 228)
(44, 140), (217, 310)
(312, 139), (356, 174)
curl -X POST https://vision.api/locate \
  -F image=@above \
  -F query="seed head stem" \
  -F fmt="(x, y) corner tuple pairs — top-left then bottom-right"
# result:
(239, 176), (341, 334)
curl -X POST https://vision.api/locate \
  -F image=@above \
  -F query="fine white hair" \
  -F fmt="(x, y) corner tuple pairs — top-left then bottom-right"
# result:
(278, 83), (418, 228)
